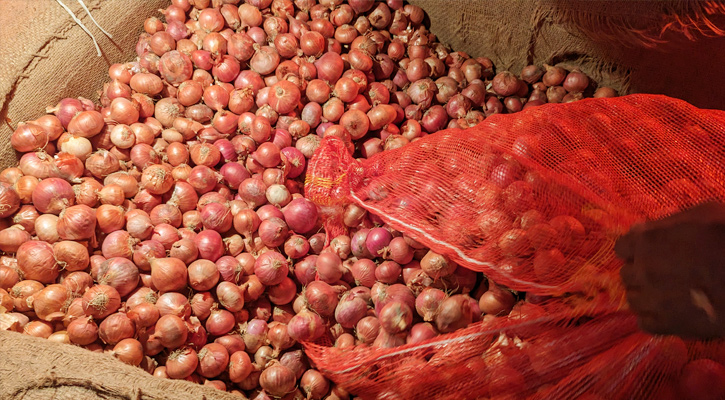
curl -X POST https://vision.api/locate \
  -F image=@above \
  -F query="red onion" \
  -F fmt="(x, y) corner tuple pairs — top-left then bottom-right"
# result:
(197, 342), (230, 378)
(315, 252), (344, 284)
(96, 257), (140, 297)
(194, 230), (224, 261)
(293, 255), (317, 286)
(372, 283), (415, 315)
(415, 287), (447, 322)
(434, 294), (474, 333)
(334, 291), (368, 329)
(150, 257), (187, 292)
(251, 46), (281, 76)
(242, 318), (268, 354)
(563, 69), (590, 93)
(366, 227), (393, 258)
(206, 308), (235, 336)
(407, 322), (438, 344)
(287, 309), (325, 341)
(303, 281), (341, 317)
(314, 52), (344, 83)
(254, 251), (289, 286)
(542, 64), (567, 86)
(283, 235), (310, 259)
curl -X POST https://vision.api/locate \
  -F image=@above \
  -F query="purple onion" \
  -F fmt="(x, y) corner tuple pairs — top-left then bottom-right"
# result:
(366, 227), (393, 257)
(220, 162), (250, 189)
(280, 147), (306, 179)
(214, 139), (237, 162)
(282, 198), (318, 234)
(243, 318), (268, 353)
(316, 122), (333, 137)
(351, 229), (372, 258)
(334, 292), (368, 329)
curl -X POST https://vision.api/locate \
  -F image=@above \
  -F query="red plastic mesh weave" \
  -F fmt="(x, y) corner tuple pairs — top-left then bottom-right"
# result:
(304, 307), (725, 400)
(306, 94), (725, 296)
(303, 94), (725, 399)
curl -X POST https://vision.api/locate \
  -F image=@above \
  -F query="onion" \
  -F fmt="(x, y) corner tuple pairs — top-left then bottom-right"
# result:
(283, 235), (310, 260)
(96, 257), (140, 297)
(407, 322), (438, 344)
(260, 361), (296, 397)
(151, 314), (188, 349)
(267, 321), (295, 356)
(372, 283), (415, 315)
(258, 217), (289, 248)
(287, 309), (325, 341)
(98, 311), (136, 345)
(32, 284), (69, 321)
(67, 316), (98, 345)
(415, 288), (447, 321)
(315, 252), (344, 284)
(334, 291), (367, 329)
(300, 370), (329, 400)
(434, 294), (473, 333)
(217, 281), (245, 312)
(378, 301), (413, 334)
(0, 226), (31, 253)
(127, 302), (159, 329)
(17, 241), (59, 283)
(314, 52), (344, 83)
(242, 318), (268, 354)
(229, 350), (254, 383)
(150, 257), (188, 292)
(479, 283), (516, 316)
(420, 250), (458, 279)
(563, 69), (590, 93)
(293, 255), (317, 286)
(254, 251), (289, 286)
(366, 227), (393, 258)
(303, 281), (341, 317)
(154, 292), (190, 319)
(282, 198), (318, 234)
(194, 230), (225, 261)
(268, 277), (297, 305)
(197, 343), (230, 378)
(82, 284), (121, 319)
(594, 87), (617, 98)
(206, 308), (235, 336)
(542, 64), (566, 87)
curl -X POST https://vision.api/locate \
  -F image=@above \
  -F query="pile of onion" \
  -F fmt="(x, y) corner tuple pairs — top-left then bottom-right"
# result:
(0, 0), (618, 398)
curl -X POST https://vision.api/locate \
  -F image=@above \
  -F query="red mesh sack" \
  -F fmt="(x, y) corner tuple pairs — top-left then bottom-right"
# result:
(306, 94), (725, 296)
(304, 307), (725, 400)
(303, 94), (725, 399)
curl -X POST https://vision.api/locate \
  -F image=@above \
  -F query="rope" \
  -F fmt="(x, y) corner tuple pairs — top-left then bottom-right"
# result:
(76, 0), (113, 39)
(54, 0), (113, 57)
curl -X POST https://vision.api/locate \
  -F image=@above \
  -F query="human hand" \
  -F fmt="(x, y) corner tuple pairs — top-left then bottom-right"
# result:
(614, 202), (725, 339)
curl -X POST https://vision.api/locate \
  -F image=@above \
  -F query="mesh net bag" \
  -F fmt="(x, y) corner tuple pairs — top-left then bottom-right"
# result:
(304, 94), (725, 399)
(304, 307), (725, 400)
(306, 94), (725, 296)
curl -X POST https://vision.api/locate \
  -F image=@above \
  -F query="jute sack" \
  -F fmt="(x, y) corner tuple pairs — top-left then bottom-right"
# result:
(0, 330), (241, 399)
(410, 0), (725, 110)
(0, 0), (168, 170)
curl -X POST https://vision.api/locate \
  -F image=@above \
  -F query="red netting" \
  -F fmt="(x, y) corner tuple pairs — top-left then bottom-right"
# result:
(303, 94), (725, 399)
(306, 94), (725, 296)
(304, 307), (725, 400)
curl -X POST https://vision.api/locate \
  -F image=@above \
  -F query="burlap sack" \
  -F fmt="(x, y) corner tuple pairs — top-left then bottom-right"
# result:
(0, 330), (241, 399)
(411, 0), (725, 111)
(0, 0), (168, 170)
(0, 1), (723, 398)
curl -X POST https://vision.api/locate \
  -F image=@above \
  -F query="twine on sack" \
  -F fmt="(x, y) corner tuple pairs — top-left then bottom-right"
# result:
(54, 0), (113, 57)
